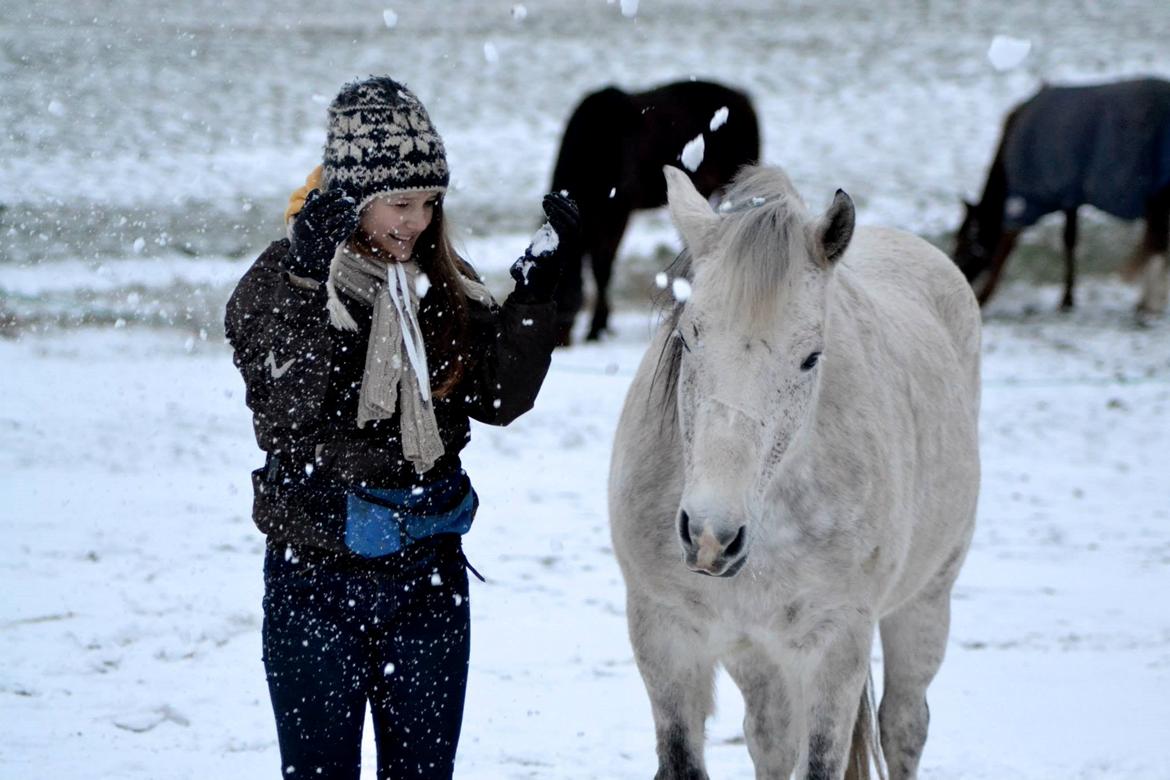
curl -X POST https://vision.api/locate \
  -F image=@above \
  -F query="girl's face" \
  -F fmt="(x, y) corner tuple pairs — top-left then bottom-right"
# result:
(358, 190), (441, 263)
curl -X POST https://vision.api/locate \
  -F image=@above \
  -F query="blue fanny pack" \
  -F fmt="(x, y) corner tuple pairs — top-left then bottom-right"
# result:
(344, 471), (478, 558)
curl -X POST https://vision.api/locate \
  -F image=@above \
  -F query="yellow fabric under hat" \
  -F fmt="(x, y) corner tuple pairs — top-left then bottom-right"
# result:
(284, 165), (324, 224)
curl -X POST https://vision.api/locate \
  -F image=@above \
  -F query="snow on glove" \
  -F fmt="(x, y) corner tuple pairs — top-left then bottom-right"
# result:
(286, 188), (359, 283)
(509, 192), (582, 302)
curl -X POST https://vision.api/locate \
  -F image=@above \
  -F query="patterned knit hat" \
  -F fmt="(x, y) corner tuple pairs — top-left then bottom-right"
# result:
(321, 76), (449, 206)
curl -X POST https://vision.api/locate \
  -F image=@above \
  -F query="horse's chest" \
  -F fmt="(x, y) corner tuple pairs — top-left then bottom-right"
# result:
(704, 587), (856, 659)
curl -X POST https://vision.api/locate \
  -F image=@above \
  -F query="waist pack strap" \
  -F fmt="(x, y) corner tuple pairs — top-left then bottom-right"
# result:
(460, 548), (486, 583)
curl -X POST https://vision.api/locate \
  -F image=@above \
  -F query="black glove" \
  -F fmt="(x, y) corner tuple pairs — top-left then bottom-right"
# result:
(509, 192), (582, 302)
(286, 188), (359, 283)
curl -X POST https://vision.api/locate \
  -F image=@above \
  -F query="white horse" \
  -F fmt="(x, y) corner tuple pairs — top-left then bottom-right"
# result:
(608, 165), (981, 780)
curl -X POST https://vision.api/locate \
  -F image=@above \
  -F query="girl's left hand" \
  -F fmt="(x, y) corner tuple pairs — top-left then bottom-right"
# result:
(509, 193), (582, 299)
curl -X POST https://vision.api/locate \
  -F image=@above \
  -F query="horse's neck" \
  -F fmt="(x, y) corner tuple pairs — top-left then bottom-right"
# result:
(978, 152), (1009, 228)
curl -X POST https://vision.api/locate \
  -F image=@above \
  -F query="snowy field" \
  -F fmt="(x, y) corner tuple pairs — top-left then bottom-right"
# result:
(3, 283), (1170, 779)
(3, 0), (1170, 778)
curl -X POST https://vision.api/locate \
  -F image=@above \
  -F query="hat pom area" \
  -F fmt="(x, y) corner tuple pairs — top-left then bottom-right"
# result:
(321, 76), (450, 203)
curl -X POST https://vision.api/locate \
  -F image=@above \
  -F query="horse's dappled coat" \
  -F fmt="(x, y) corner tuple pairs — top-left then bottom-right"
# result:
(609, 165), (982, 780)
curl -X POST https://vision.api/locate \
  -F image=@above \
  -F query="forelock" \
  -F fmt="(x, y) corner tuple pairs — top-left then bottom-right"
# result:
(698, 166), (810, 320)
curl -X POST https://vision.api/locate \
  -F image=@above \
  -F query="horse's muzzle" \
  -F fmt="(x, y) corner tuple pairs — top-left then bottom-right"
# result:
(677, 509), (748, 577)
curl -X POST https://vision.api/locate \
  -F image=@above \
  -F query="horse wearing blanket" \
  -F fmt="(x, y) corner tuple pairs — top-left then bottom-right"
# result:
(609, 165), (982, 779)
(954, 77), (1170, 313)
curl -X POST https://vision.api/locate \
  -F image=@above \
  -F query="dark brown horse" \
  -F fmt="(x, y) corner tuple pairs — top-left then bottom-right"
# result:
(550, 80), (760, 344)
(954, 77), (1170, 312)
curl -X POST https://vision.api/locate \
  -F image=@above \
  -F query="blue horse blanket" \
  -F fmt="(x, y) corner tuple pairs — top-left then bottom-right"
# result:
(1001, 78), (1170, 228)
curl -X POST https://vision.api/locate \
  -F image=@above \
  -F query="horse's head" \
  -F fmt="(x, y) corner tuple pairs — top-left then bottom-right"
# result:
(662, 165), (854, 578)
(952, 199), (996, 282)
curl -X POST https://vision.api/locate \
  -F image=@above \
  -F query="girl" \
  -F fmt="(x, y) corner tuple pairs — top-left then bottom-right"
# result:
(225, 76), (580, 779)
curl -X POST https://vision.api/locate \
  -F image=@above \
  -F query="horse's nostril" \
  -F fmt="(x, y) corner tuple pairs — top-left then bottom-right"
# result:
(678, 510), (693, 546)
(725, 525), (747, 558)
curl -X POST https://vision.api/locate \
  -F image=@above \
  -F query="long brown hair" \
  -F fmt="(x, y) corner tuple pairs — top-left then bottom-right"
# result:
(346, 202), (476, 398)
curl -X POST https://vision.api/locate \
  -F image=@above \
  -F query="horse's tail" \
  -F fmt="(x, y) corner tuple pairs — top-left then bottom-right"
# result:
(844, 673), (886, 780)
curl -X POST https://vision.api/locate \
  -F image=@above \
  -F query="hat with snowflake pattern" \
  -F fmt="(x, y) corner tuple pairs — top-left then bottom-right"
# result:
(321, 76), (449, 206)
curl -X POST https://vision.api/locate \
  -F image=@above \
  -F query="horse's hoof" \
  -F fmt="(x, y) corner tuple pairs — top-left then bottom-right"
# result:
(1134, 305), (1162, 329)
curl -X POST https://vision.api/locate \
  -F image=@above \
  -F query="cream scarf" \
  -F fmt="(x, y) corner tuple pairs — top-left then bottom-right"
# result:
(325, 246), (444, 474)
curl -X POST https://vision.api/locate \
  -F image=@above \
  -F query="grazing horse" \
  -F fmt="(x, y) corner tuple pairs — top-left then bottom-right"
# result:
(550, 80), (760, 344)
(609, 165), (981, 779)
(954, 77), (1170, 313)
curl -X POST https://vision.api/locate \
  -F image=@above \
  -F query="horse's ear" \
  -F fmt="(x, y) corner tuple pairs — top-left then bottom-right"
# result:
(664, 166), (718, 258)
(815, 189), (855, 265)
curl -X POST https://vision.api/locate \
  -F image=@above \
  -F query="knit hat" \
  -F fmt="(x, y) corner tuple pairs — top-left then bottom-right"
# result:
(321, 76), (450, 207)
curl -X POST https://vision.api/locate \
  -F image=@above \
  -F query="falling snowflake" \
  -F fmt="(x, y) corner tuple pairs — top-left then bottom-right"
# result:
(709, 107), (729, 131)
(680, 135), (705, 172)
(414, 272), (431, 298)
(382, 9), (398, 28)
(672, 278), (692, 302)
(1006, 195), (1027, 219)
(987, 35), (1031, 71)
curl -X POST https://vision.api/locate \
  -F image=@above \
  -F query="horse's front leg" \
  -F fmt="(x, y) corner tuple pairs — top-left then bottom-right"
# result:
(627, 595), (715, 780)
(796, 620), (875, 780)
(725, 646), (798, 779)
(877, 582), (955, 780)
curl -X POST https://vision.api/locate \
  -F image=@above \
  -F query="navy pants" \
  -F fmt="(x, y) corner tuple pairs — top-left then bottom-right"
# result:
(262, 535), (470, 779)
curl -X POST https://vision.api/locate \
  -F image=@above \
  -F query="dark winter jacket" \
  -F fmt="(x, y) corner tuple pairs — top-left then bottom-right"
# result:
(226, 239), (558, 552)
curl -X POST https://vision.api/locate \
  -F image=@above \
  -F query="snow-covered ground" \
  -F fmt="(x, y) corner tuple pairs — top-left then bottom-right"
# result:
(3, 277), (1170, 779)
(3, 0), (1170, 777)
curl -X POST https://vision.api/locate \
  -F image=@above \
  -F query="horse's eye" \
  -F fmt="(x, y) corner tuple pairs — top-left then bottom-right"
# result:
(800, 351), (821, 371)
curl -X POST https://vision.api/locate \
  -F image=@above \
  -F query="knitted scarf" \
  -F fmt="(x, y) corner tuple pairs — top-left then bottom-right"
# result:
(325, 247), (444, 474)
